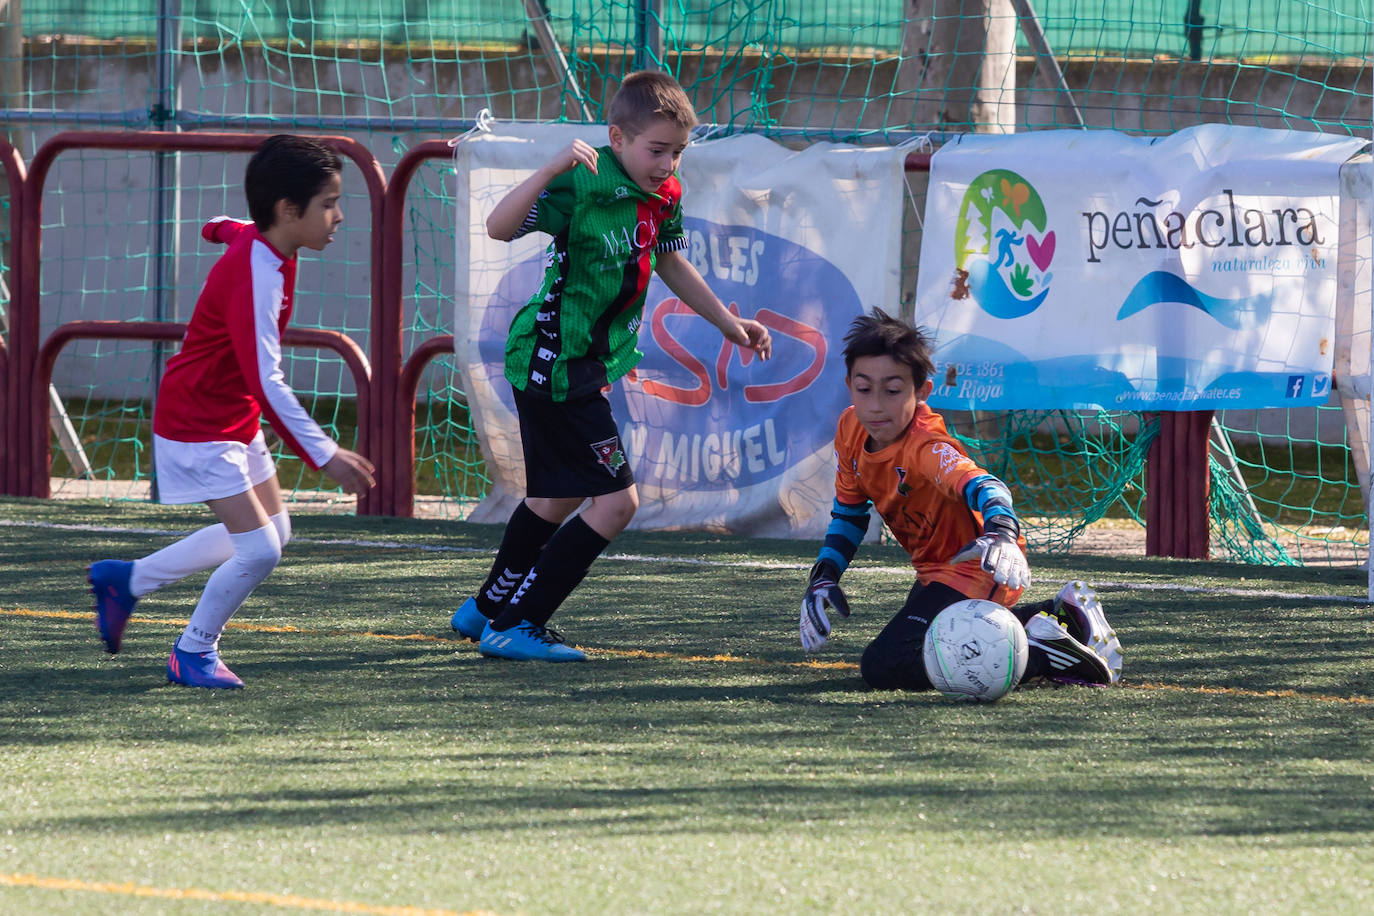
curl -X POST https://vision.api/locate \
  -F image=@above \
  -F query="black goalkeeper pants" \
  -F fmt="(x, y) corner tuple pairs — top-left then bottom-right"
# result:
(861, 580), (1052, 691)
(859, 581), (968, 691)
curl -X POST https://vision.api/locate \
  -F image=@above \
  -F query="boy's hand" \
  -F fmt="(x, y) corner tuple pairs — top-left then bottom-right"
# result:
(800, 562), (849, 652)
(733, 318), (772, 360)
(323, 448), (376, 495)
(949, 516), (1030, 590)
(548, 139), (599, 177)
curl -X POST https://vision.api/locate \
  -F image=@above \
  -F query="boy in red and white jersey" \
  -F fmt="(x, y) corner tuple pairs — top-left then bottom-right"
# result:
(87, 135), (375, 688)
(799, 309), (1124, 689)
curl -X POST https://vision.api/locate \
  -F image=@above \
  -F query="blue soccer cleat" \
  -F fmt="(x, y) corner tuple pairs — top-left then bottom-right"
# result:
(89, 559), (138, 654)
(478, 620), (587, 662)
(166, 642), (244, 689)
(450, 597), (489, 642)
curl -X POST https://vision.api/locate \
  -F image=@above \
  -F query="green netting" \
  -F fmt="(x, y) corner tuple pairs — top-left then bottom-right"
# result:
(19, 2), (1374, 59)
(1, 1), (1369, 562)
(1209, 406), (1370, 564)
(942, 410), (1159, 553)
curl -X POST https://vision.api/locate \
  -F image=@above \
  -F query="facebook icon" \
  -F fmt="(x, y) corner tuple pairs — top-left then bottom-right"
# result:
(1286, 375), (1305, 398)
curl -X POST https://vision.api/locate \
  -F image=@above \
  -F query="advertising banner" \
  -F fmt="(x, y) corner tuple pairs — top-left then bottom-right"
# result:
(452, 123), (909, 535)
(913, 126), (1366, 410)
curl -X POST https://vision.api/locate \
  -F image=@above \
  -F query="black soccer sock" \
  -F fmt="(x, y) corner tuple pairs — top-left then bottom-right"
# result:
(1011, 598), (1054, 625)
(491, 515), (610, 631)
(474, 501), (561, 617)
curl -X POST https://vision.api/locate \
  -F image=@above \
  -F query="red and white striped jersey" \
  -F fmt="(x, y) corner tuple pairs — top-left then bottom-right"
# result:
(151, 217), (338, 470)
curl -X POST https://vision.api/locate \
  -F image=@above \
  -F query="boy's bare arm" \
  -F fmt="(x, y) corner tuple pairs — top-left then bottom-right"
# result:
(486, 140), (599, 241)
(654, 250), (772, 359)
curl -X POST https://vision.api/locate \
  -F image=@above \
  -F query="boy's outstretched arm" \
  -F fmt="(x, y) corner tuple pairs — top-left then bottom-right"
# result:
(950, 474), (1030, 589)
(486, 139), (599, 241)
(654, 250), (772, 360)
(799, 498), (871, 652)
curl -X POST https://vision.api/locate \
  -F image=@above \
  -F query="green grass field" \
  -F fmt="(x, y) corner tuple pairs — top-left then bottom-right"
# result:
(2, 497), (1372, 915)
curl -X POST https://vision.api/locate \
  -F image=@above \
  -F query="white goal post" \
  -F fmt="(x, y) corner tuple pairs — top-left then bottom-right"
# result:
(1333, 153), (1371, 597)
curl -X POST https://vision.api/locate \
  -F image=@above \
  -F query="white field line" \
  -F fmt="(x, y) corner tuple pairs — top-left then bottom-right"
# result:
(2, 518), (1367, 604)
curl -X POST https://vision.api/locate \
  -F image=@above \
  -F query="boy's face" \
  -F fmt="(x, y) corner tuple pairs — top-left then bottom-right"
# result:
(278, 172), (344, 252)
(608, 119), (692, 193)
(846, 354), (933, 451)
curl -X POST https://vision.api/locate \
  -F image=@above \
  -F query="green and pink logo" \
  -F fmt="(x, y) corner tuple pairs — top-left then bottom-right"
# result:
(953, 169), (1053, 319)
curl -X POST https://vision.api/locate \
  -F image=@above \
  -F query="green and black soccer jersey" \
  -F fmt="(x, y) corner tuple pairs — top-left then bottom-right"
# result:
(505, 145), (687, 401)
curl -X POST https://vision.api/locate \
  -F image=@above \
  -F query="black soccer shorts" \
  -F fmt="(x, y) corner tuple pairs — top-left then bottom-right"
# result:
(513, 385), (636, 498)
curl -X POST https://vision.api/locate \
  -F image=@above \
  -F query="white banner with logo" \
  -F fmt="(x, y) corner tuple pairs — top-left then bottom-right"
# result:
(452, 123), (909, 535)
(913, 126), (1366, 411)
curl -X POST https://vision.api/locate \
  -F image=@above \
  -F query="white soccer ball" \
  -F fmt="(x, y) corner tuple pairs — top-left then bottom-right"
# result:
(922, 598), (1029, 702)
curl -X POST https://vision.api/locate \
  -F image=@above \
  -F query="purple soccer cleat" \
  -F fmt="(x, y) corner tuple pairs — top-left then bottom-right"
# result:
(166, 642), (244, 689)
(88, 559), (138, 654)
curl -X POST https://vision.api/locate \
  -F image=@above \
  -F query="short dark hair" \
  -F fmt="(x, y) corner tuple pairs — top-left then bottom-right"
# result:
(607, 70), (698, 137)
(244, 135), (342, 230)
(842, 308), (936, 389)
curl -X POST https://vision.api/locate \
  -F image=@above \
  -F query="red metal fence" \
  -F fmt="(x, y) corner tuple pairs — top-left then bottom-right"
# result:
(0, 132), (1208, 557)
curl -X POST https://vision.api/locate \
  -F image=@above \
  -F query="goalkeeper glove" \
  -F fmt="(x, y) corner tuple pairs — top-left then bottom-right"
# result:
(950, 514), (1031, 590)
(800, 561), (850, 653)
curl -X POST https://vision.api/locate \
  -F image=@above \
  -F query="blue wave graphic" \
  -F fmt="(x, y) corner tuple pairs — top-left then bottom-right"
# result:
(1116, 271), (1272, 330)
(967, 259), (1049, 319)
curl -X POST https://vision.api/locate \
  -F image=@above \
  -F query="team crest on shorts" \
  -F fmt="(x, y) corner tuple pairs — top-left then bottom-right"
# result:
(591, 437), (627, 476)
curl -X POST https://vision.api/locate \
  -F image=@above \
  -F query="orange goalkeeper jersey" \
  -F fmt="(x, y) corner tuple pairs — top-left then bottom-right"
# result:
(832, 402), (1025, 606)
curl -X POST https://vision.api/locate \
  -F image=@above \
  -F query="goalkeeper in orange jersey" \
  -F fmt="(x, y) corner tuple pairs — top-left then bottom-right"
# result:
(798, 308), (1123, 689)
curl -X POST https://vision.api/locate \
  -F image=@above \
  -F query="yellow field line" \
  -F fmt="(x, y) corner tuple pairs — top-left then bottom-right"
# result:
(1126, 680), (1374, 705)
(0, 872), (497, 916)
(7, 605), (1374, 703)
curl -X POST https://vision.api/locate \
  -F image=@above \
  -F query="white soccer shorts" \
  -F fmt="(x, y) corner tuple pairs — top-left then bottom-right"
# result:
(153, 431), (277, 504)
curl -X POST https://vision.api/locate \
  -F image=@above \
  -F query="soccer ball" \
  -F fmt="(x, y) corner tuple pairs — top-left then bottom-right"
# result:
(922, 599), (1029, 702)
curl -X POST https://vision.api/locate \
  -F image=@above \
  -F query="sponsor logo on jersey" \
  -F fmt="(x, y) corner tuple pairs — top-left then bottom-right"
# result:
(931, 442), (963, 480)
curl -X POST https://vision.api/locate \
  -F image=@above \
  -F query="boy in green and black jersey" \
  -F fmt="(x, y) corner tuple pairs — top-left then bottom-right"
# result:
(451, 70), (773, 661)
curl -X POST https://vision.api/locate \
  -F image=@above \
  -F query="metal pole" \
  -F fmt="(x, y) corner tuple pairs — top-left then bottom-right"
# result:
(520, 0), (594, 121)
(634, 0), (663, 71)
(151, 0), (182, 501)
(1185, 0), (1205, 62)
(1008, 0), (1085, 128)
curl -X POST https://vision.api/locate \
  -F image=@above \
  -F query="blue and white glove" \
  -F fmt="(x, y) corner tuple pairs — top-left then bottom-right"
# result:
(800, 562), (850, 652)
(950, 514), (1031, 590)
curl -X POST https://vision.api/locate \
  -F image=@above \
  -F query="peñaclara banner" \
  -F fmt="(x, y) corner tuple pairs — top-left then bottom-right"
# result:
(452, 123), (908, 536)
(913, 125), (1367, 411)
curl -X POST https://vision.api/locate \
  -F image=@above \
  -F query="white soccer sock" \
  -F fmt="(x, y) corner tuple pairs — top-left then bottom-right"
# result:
(269, 509), (292, 549)
(129, 523), (234, 597)
(177, 524), (282, 653)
